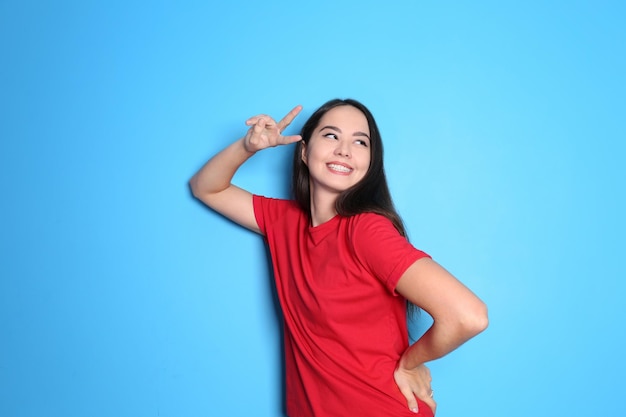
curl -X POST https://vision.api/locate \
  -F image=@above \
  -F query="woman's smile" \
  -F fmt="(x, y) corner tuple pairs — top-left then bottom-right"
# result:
(326, 162), (353, 175)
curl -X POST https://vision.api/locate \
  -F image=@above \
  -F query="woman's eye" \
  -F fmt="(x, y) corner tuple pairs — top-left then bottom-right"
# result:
(324, 133), (338, 139)
(355, 139), (368, 147)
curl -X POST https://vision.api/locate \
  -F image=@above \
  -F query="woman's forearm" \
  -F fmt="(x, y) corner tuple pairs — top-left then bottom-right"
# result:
(400, 306), (488, 369)
(189, 137), (254, 201)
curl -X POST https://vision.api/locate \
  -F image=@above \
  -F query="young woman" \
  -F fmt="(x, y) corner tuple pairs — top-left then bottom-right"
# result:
(190, 99), (488, 417)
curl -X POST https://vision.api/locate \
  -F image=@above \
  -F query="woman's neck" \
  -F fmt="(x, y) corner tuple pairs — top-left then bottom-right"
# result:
(309, 192), (338, 227)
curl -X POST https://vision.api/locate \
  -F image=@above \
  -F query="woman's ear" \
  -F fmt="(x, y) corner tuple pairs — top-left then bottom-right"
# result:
(300, 141), (307, 165)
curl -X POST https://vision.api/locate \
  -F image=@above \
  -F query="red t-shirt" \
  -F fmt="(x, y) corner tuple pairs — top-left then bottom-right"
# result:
(253, 195), (433, 417)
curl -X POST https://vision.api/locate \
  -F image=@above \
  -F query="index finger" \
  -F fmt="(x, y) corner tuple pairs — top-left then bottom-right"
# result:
(276, 105), (303, 132)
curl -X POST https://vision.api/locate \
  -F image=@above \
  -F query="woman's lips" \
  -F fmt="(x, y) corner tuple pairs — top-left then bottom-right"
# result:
(326, 162), (353, 175)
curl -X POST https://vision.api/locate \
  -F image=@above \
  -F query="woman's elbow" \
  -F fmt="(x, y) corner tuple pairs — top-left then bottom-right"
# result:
(464, 301), (489, 337)
(188, 176), (200, 196)
(189, 176), (209, 201)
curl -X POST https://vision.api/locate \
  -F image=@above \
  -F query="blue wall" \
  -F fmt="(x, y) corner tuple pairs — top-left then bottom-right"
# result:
(1, 1), (624, 416)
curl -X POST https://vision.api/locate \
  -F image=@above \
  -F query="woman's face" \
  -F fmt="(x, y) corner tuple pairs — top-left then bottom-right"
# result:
(302, 105), (371, 197)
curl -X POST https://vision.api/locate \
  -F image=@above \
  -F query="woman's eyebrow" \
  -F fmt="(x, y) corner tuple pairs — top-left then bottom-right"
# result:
(320, 125), (370, 139)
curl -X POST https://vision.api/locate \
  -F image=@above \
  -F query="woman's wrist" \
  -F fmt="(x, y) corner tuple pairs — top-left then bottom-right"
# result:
(397, 351), (415, 371)
(399, 341), (430, 370)
(240, 136), (257, 156)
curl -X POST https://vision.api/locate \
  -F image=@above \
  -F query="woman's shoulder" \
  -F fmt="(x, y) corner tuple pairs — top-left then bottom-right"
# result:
(348, 211), (396, 228)
(344, 212), (401, 240)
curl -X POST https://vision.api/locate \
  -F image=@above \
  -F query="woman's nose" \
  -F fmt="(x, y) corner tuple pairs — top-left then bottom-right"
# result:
(334, 141), (351, 157)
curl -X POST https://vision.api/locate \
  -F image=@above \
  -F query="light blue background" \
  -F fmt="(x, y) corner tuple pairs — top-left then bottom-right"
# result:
(1, 1), (624, 416)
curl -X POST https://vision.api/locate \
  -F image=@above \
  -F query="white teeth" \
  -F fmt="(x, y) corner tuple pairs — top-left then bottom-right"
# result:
(328, 164), (351, 172)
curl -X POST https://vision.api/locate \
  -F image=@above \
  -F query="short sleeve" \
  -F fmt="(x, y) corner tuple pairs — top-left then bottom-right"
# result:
(253, 195), (300, 236)
(350, 214), (430, 295)
(252, 195), (269, 235)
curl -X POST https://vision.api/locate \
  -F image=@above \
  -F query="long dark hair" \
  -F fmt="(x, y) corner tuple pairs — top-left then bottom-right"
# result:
(291, 98), (407, 237)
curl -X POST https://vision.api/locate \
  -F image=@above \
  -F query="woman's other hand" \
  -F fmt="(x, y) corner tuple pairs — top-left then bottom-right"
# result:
(394, 363), (436, 415)
(243, 105), (303, 153)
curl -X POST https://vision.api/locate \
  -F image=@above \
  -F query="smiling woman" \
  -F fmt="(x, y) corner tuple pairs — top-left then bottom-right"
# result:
(292, 99), (406, 235)
(189, 98), (488, 417)
(300, 105), (372, 225)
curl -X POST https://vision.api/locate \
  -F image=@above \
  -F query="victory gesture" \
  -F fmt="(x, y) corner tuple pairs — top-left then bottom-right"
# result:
(243, 105), (303, 153)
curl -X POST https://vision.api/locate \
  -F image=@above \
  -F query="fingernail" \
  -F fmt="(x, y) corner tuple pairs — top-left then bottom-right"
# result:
(411, 407), (418, 413)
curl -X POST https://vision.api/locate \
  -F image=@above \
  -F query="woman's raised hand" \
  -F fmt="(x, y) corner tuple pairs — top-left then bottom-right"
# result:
(243, 105), (303, 153)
